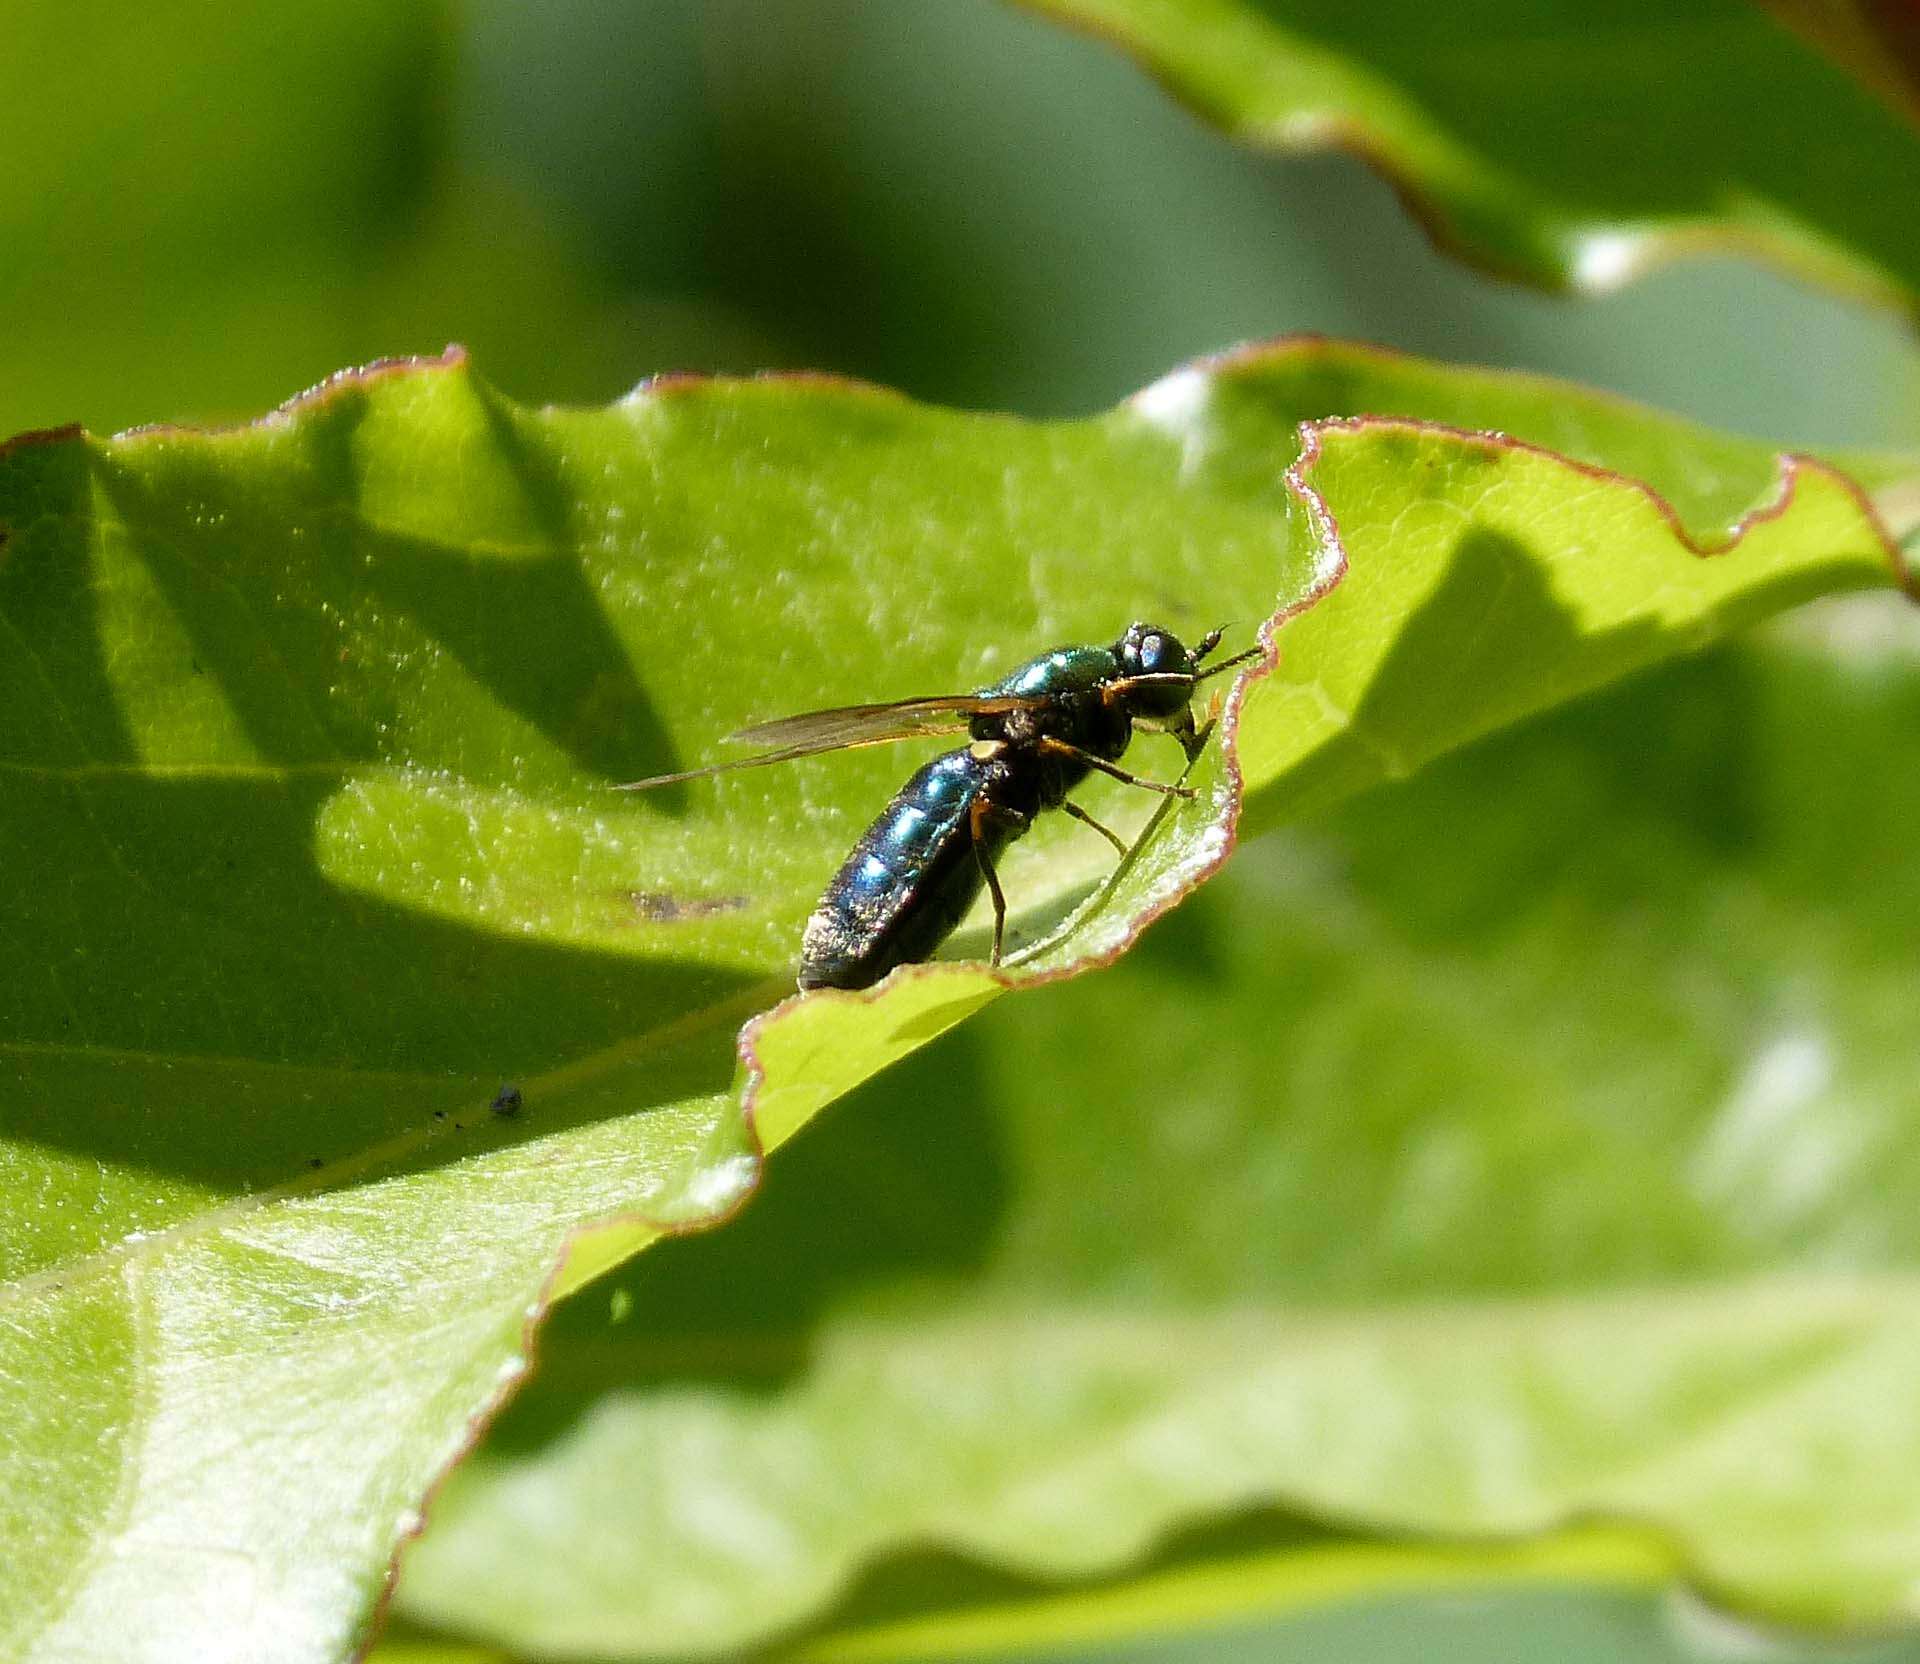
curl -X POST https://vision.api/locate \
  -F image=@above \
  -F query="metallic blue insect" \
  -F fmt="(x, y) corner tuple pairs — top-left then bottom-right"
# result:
(618, 622), (1254, 990)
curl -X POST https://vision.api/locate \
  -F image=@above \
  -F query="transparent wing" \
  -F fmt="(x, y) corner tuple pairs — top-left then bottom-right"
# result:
(729, 693), (1040, 748)
(613, 692), (1044, 791)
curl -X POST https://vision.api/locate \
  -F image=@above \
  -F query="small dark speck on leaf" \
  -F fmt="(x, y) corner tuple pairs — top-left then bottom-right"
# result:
(432, 1109), (447, 1121)
(490, 1085), (524, 1118)
(307, 1157), (323, 1170)
(626, 889), (749, 923)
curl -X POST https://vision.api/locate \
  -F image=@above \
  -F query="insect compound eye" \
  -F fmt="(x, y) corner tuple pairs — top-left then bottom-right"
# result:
(1122, 626), (1150, 666)
(1118, 621), (1191, 688)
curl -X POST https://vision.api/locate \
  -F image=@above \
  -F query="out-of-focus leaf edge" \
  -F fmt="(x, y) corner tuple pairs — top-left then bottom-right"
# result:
(787, 1523), (1682, 1663)
(5, 340), (1912, 1660)
(1755, 0), (1920, 132)
(1007, 1), (1920, 314)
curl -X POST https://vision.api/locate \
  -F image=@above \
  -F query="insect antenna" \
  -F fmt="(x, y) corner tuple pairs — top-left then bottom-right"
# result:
(1191, 645), (1263, 682)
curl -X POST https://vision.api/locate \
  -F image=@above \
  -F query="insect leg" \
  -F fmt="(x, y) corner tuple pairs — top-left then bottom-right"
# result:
(1037, 738), (1197, 799)
(968, 797), (1011, 965)
(1062, 799), (1128, 859)
(1169, 710), (1220, 763)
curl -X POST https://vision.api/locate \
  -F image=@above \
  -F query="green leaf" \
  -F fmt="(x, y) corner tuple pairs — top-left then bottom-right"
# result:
(1016, 0), (1920, 311)
(396, 619), (1920, 1657)
(791, 1571), (1920, 1664)
(0, 0), (441, 437)
(0, 342), (1904, 1661)
(1753, 0), (1920, 130)
(0, 0), (743, 444)
(783, 1528), (1678, 1662)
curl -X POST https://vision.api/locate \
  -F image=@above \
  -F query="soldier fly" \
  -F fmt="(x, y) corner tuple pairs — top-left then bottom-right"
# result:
(616, 622), (1257, 991)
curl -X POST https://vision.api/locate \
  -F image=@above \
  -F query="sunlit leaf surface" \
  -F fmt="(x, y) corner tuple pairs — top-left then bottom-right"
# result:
(0, 342), (1905, 1661)
(400, 614), (1920, 1656)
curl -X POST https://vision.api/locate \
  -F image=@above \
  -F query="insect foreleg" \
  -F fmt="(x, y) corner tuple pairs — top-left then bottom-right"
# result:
(1035, 738), (1197, 799)
(1062, 799), (1128, 858)
(1169, 711), (1218, 763)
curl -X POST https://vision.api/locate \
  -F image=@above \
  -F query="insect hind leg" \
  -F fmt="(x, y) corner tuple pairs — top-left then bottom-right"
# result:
(969, 797), (1021, 965)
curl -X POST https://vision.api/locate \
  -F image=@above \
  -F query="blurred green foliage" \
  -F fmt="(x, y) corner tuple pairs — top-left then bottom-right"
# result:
(4, 0), (1914, 445)
(8, 4), (1920, 1663)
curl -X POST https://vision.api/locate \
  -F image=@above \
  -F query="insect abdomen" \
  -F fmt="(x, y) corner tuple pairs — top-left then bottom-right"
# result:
(798, 749), (1016, 991)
